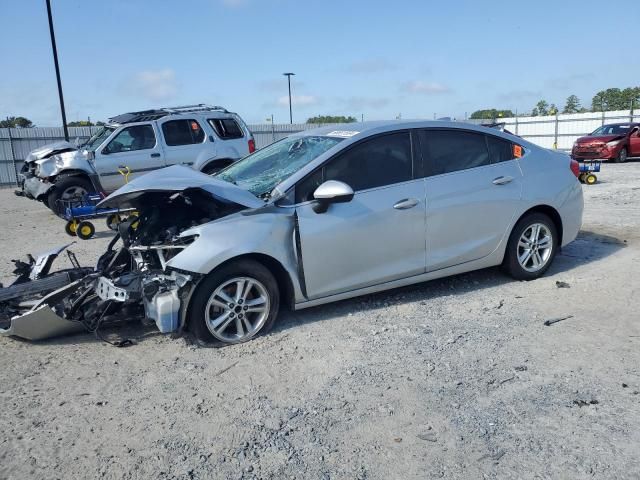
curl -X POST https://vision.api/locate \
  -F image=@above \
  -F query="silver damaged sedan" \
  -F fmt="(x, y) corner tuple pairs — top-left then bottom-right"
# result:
(0, 121), (584, 344)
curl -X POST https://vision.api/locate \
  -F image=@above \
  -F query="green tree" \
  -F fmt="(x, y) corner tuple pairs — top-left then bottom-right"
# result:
(67, 120), (94, 127)
(306, 115), (357, 124)
(469, 109), (514, 120)
(0, 116), (34, 128)
(549, 104), (559, 115)
(621, 87), (640, 109)
(532, 100), (549, 116)
(562, 95), (581, 114)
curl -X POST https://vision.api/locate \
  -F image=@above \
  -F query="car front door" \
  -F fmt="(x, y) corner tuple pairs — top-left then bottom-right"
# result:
(159, 118), (212, 168)
(629, 126), (640, 157)
(295, 131), (427, 299)
(93, 123), (164, 192)
(417, 129), (523, 272)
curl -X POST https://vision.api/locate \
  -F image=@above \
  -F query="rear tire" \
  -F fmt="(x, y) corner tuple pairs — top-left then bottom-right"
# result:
(502, 213), (558, 281)
(189, 259), (279, 345)
(614, 147), (627, 163)
(47, 175), (94, 213)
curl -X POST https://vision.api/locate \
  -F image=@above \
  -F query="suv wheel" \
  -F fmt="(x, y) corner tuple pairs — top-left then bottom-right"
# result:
(189, 259), (280, 345)
(502, 213), (558, 281)
(47, 175), (93, 213)
(614, 147), (628, 163)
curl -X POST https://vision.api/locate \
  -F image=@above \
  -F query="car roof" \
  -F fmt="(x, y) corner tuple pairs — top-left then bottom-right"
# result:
(292, 119), (525, 143)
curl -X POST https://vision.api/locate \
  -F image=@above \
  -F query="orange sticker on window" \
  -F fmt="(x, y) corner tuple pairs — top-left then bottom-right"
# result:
(513, 144), (523, 158)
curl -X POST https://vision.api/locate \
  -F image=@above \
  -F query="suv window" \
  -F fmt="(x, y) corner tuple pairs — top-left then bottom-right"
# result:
(486, 134), (515, 163)
(104, 125), (155, 154)
(419, 129), (489, 176)
(162, 119), (205, 146)
(295, 132), (412, 202)
(208, 118), (244, 139)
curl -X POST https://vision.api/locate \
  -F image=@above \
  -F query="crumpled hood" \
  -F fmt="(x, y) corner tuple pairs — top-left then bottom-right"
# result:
(26, 141), (77, 162)
(575, 134), (623, 144)
(98, 165), (264, 209)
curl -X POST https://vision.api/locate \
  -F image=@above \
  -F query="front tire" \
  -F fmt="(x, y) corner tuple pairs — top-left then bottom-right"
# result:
(502, 213), (558, 281)
(614, 147), (627, 163)
(189, 259), (280, 345)
(47, 175), (94, 213)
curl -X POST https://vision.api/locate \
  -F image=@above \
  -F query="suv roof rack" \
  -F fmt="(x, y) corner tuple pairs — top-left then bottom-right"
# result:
(108, 104), (230, 124)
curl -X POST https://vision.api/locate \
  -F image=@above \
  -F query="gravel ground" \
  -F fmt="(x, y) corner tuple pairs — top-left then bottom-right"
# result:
(1, 163), (639, 479)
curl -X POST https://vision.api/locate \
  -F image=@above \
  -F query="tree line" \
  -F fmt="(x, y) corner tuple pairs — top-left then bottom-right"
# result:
(471, 85), (640, 119)
(0, 117), (105, 128)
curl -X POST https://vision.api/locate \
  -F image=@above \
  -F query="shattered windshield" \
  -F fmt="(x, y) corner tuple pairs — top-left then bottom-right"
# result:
(217, 135), (344, 197)
(82, 126), (116, 150)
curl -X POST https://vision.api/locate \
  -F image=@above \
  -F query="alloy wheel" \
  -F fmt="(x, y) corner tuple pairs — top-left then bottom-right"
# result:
(205, 276), (270, 342)
(60, 185), (88, 201)
(517, 223), (553, 273)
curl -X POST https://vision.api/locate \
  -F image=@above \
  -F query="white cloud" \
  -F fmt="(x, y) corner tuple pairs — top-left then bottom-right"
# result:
(402, 81), (451, 95)
(277, 94), (318, 107)
(124, 69), (178, 102)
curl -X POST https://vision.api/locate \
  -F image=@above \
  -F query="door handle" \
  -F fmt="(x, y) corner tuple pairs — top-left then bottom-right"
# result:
(492, 175), (513, 185)
(150, 153), (161, 158)
(393, 198), (419, 210)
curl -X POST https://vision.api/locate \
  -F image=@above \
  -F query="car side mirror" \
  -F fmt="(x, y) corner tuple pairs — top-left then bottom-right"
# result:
(84, 150), (95, 161)
(312, 180), (354, 213)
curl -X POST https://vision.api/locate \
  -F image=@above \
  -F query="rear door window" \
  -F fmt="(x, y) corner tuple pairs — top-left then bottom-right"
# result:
(419, 129), (489, 176)
(486, 134), (516, 163)
(208, 118), (244, 139)
(162, 119), (205, 146)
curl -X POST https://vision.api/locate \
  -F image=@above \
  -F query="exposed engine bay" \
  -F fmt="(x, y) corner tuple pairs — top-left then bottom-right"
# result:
(0, 187), (246, 341)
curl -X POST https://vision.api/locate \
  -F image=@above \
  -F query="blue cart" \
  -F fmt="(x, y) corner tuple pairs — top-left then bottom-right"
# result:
(578, 159), (600, 185)
(58, 194), (134, 240)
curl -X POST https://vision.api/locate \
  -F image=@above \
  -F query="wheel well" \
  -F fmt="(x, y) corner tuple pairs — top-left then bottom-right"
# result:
(517, 205), (563, 244)
(203, 253), (295, 310)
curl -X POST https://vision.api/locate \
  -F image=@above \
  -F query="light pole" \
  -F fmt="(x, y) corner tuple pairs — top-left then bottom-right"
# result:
(45, 0), (69, 141)
(283, 72), (295, 124)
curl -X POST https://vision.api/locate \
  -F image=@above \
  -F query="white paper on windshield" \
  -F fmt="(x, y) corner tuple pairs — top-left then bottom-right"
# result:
(326, 130), (359, 138)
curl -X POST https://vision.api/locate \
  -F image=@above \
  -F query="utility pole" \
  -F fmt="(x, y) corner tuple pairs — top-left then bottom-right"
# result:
(46, 0), (69, 141)
(283, 72), (295, 124)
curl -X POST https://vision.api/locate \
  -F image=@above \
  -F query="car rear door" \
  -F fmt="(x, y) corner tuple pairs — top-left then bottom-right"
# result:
(417, 128), (523, 272)
(295, 131), (427, 299)
(92, 123), (165, 192)
(159, 118), (212, 168)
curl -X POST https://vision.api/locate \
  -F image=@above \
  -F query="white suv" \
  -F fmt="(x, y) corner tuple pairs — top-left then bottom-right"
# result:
(18, 104), (255, 210)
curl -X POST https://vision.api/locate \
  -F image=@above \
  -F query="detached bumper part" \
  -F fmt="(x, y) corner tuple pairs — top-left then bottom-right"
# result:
(22, 176), (53, 200)
(0, 305), (84, 340)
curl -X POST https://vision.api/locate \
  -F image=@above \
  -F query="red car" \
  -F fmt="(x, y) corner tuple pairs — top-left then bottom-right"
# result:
(571, 122), (640, 163)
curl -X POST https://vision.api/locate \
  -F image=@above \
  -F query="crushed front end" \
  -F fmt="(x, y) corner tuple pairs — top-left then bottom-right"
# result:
(2, 167), (256, 341)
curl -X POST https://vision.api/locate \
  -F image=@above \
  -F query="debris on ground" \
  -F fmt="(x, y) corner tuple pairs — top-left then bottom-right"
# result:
(555, 281), (571, 288)
(543, 315), (574, 326)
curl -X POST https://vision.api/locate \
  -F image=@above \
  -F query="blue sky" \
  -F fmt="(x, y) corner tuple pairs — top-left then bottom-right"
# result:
(1, 0), (638, 125)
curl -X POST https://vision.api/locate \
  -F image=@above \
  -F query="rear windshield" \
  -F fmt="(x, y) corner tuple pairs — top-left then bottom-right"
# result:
(217, 136), (343, 198)
(590, 124), (632, 136)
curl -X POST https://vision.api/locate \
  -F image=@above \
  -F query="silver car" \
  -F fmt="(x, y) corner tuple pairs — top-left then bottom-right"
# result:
(0, 121), (583, 344)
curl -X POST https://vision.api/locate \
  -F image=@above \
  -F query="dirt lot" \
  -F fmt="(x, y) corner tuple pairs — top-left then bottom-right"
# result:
(1, 164), (639, 480)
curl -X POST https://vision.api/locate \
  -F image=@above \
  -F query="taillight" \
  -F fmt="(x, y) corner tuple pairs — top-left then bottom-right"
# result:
(570, 159), (580, 178)
(248, 138), (256, 153)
